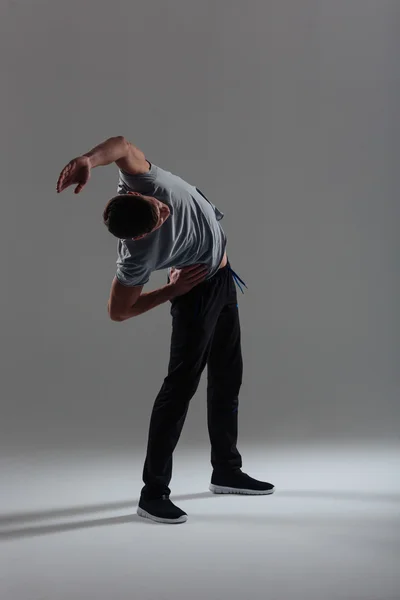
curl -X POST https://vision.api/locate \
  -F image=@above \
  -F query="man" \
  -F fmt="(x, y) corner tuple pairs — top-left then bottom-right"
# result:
(57, 135), (275, 524)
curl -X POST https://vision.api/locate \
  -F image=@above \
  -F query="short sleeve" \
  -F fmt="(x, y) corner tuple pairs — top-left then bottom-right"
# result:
(115, 240), (151, 287)
(117, 163), (158, 195)
(115, 264), (150, 287)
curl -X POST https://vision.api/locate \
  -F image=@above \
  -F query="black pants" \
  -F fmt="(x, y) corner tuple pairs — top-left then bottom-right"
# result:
(141, 260), (243, 499)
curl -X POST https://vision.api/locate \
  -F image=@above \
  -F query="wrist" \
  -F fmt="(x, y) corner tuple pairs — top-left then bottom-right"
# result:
(82, 154), (95, 169)
(166, 282), (178, 299)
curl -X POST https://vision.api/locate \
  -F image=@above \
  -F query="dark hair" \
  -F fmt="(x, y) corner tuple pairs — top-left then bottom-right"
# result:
(103, 194), (159, 238)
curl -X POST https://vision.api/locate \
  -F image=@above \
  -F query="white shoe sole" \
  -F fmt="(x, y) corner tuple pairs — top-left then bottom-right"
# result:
(137, 506), (188, 524)
(209, 483), (275, 495)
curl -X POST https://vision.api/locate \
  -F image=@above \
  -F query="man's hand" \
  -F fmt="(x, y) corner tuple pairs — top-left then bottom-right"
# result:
(57, 156), (92, 194)
(56, 136), (149, 195)
(169, 264), (209, 297)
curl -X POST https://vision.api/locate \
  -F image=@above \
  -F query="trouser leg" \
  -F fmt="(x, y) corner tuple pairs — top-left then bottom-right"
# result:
(141, 283), (221, 499)
(207, 271), (243, 473)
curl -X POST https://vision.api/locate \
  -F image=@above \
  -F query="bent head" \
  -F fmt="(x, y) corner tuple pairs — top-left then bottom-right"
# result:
(103, 192), (170, 240)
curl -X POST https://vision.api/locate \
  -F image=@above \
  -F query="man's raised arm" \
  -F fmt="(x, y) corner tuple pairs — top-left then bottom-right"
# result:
(84, 135), (130, 168)
(56, 136), (148, 194)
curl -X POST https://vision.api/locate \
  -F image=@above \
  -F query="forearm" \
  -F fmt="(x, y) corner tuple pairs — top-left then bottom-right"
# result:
(120, 284), (177, 321)
(83, 136), (128, 168)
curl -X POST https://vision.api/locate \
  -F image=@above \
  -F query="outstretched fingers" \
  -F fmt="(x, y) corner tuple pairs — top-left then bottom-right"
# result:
(56, 163), (72, 193)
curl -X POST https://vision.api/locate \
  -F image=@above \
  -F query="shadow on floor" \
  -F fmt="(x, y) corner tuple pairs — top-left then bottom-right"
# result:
(1, 490), (398, 540)
(0, 492), (214, 527)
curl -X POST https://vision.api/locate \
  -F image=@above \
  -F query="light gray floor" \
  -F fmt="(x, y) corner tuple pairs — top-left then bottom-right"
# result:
(1, 444), (399, 600)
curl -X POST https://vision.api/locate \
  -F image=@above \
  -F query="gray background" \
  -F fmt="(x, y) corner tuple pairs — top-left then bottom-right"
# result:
(1, 0), (399, 459)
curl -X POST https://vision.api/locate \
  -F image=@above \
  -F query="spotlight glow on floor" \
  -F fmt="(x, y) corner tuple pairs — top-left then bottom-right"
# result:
(1, 443), (399, 600)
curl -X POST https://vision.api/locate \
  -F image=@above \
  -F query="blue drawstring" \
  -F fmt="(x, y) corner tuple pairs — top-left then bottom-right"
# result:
(228, 266), (248, 294)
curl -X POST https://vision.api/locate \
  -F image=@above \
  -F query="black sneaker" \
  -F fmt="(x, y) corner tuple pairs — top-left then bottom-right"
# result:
(137, 495), (188, 524)
(210, 470), (275, 495)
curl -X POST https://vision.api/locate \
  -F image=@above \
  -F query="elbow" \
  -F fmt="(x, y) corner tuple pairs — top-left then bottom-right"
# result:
(116, 135), (129, 149)
(108, 305), (126, 322)
(110, 313), (125, 322)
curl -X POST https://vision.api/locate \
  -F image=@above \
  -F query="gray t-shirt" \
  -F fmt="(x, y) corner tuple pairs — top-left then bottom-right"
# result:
(115, 163), (227, 287)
